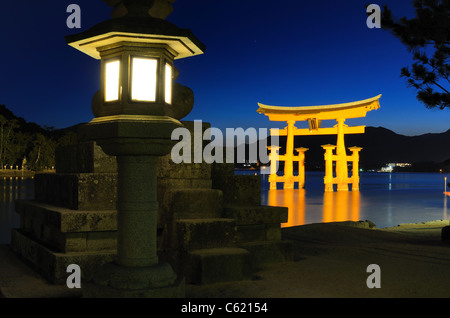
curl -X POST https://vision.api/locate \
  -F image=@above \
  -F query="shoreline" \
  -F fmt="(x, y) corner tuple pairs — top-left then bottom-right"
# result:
(186, 219), (450, 298)
(0, 219), (449, 298)
(0, 170), (35, 178)
(0, 170), (56, 179)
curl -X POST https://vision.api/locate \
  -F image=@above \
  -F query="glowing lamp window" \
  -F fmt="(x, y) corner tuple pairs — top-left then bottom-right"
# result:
(165, 63), (173, 104)
(105, 60), (120, 102)
(131, 57), (157, 102)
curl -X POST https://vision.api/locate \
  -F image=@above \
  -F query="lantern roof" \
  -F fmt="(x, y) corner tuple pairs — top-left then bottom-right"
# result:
(65, 16), (206, 60)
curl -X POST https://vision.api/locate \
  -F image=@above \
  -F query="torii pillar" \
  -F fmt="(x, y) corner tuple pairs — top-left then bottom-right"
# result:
(335, 117), (349, 191)
(295, 147), (308, 189)
(268, 145), (281, 190)
(284, 120), (296, 189)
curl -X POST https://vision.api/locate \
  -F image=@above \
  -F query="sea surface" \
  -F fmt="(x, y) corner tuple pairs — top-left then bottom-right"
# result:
(258, 171), (450, 229)
(0, 177), (34, 245)
(1, 172), (449, 245)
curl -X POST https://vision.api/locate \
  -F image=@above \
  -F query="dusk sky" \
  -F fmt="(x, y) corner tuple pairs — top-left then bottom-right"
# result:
(0, 0), (448, 136)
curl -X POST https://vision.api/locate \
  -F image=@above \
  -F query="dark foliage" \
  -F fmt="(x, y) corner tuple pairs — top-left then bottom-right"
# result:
(378, 0), (450, 109)
(0, 105), (78, 171)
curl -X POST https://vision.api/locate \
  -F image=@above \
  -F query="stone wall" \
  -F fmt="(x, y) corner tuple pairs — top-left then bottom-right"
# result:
(11, 141), (118, 284)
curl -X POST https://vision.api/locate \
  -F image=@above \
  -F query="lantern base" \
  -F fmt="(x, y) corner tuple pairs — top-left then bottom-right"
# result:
(83, 261), (185, 298)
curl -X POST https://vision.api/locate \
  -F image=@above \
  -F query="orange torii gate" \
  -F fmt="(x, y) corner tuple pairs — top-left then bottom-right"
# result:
(257, 95), (381, 192)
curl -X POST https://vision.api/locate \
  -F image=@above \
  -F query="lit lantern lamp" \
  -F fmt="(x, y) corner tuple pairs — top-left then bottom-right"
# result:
(66, 17), (204, 118)
(97, 43), (175, 116)
(65, 1), (205, 298)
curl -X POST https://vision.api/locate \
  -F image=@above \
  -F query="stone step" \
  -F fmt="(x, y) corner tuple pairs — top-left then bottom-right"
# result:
(212, 174), (261, 206)
(180, 247), (252, 285)
(211, 162), (235, 177)
(11, 229), (115, 285)
(161, 188), (222, 221)
(239, 240), (293, 270)
(157, 178), (212, 197)
(233, 223), (285, 243)
(55, 141), (117, 174)
(15, 200), (117, 253)
(223, 205), (288, 243)
(223, 205), (288, 225)
(157, 120), (212, 180)
(167, 219), (236, 252)
(34, 173), (117, 210)
(157, 156), (211, 180)
(157, 177), (213, 225)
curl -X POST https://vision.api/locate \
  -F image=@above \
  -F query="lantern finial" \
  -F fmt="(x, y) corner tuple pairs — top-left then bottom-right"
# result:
(102, 0), (176, 20)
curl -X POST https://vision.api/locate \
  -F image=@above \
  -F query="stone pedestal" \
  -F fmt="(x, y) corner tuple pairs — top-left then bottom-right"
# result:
(80, 115), (184, 298)
(85, 261), (184, 298)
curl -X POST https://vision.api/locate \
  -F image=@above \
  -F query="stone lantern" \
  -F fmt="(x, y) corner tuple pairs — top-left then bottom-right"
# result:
(65, 0), (205, 297)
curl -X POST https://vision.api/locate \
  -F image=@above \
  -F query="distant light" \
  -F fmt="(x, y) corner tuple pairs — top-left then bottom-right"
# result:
(131, 57), (157, 102)
(165, 63), (172, 104)
(105, 60), (120, 102)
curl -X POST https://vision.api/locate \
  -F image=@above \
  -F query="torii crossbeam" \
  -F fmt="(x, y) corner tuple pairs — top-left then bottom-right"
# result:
(257, 95), (381, 192)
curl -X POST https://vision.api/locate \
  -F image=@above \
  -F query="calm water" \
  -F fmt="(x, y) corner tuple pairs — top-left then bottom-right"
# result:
(0, 177), (34, 245)
(259, 171), (450, 229)
(1, 172), (449, 244)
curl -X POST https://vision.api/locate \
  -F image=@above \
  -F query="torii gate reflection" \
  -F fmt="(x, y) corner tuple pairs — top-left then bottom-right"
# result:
(267, 189), (361, 228)
(258, 95), (381, 192)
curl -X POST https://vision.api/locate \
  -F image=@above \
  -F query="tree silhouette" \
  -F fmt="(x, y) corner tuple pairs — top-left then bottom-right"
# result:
(380, 0), (450, 109)
(0, 115), (18, 168)
(0, 104), (78, 172)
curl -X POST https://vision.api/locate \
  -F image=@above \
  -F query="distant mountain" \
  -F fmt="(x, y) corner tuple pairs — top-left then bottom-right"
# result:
(234, 126), (450, 172)
(0, 104), (50, 136)
(290, 126), (450, 170)
(0, 104), (80, 139)
(343, 127), (450, 170)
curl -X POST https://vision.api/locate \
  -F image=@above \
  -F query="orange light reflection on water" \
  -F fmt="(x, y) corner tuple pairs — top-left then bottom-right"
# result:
(268, 189), (361, 228)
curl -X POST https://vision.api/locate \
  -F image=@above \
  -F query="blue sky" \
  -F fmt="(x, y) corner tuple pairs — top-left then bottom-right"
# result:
(0, 0), (448, 136)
